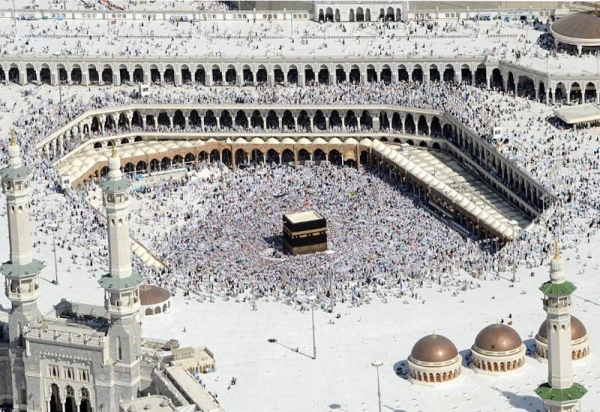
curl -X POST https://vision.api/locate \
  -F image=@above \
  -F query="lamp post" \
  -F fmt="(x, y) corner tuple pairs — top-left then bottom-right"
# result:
(508, 219), (519, 283)
(309, 295), (316, 360)
(372, 360), (383, 412)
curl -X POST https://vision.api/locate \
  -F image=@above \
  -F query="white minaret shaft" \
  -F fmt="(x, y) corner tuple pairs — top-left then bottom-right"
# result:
(104, 148), (133, 279)
(5, 138), (33, 266)
(546, 242), (573, 389)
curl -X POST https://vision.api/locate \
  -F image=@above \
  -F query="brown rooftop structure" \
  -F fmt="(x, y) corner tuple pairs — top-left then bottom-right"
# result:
(551, 11), (600, 52)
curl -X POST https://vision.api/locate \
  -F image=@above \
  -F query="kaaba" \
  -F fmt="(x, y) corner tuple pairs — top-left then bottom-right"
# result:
(282, 211), (328, 255)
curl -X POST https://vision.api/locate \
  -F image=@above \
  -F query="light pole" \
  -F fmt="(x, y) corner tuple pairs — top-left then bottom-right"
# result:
(508, 219), (519, 283)
(309, 295), (316, 360)
(372, 360), (383, 412)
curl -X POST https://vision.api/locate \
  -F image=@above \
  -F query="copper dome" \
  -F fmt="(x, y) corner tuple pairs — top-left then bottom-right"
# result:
(537, 316), (587, 342)
(474, 324), (522, 353)
(552, 12), (600, 40)
(140, 285), (171, 306)
(410, 334), (459, 363)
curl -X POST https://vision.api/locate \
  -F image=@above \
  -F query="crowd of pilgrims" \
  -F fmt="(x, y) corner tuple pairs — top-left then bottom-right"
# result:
(1, 74), (600, 310)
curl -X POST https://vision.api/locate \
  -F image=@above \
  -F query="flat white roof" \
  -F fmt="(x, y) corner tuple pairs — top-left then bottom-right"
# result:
(554, 104), (600, 124)
(166, 365), (221, 412)
(284, 210), (323, 224)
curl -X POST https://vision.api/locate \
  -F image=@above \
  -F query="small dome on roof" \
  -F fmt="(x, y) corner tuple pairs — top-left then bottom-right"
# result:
(552, 12), (600, 42)
(410, 334), (459, 363)
(474, 324), (522, 353)
(140, 285), (170, 306)
(537, 316), (587, 342)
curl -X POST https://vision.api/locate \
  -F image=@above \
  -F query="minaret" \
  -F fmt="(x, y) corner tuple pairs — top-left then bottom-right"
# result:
(98, 146), (143, 394)
(535, 240), (587, 412)
(0, 130), (45, 349)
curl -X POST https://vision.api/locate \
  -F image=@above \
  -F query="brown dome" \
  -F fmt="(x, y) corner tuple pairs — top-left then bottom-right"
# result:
(410, 334), (459, 363)
(474, 324), (522, 352)
(140, 285), (171, 306)
(552, 12), (600, 40)
(538, 316), (587, 342)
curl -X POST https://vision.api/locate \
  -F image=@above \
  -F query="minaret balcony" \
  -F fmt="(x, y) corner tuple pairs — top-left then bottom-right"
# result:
(106, 300), (141, 315)
(5, 287), (40, 303)
(543, 306), (572, 316)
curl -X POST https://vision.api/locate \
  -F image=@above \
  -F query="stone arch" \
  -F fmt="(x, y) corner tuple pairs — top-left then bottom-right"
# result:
(398, 64), (409, 82)
(173, 110), (185, 129)
(225, 64), (236, 85)
(266, 110), (278, 129)
(251, 110), (264, 129)
(570, 82), (582, 104)
(443, 64), (455, 82)
(356, 7), (364, 22)
(431, 117), (442, 137)
(212, 64), (223, 84)
(404, 114), (415, 134)
(429, 64), (440, 82)
(189, 110), (201, 129)
(349, 65), (360, 84)
(328, 149), (342, 164)
(266, 148), (280, 163)
(235, 110), (249, 128)
(101, 64), (113, 84)
(282, 149), (294, 164)
(349, 8), (355, 22)
(366, 64), (377, 83)
(119, 64), (130, 83)
(345, 110), (358, 130)
(381, 64), (392, 84)
(39, 64), (51, 84)
(181, 64), (191, 84)
(195, 64), (206, 85)
(417, 115), (428, 135)
(273, 64), (284, 83)
(287, 65), (298, 84)
(304, 64), (315, 84)
(585, 82), (596, 103)
(412, 65), (423, 83)
(335, 64), (346, 83)
(282, 110), (295, 130)
(360, 110), (372, 130)
(298, 110), (311, 131)
(205, 110), (217, 129)
(314, 110), (326, 130)
(318, 64), (329, 85)
(133, 64), (144, 83)
(517, 75), (535, 99)
(220, 110), (233, 129)
(330, 110), (342, 129)
(257, 65), (268, 83)
(325, 7), (333, 22)
(491, 68), (503, 90)
(145, 308), (153, 315)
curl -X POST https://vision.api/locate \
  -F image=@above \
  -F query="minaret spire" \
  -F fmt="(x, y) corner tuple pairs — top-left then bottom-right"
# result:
(0, 130), (45, 348)
(536, 239), (587, 411)
(98, 147), (143, 373)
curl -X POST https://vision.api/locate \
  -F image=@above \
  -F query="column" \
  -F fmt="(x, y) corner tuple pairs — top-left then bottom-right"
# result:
(341, 117), (346, 131)
(356, 117), (361, 131)
(174, 71), (182, 86)
(309, 117), (314, 131)
(392, 70), (399, 83)
(373, 117), (380, 132)
(294, 117), (298, 131)
(360, 72), (367, 84)
(278, 117), (282, 130)
(325, 116), (330, 130)
(200, 115), (205, 130)
(298, 73), (305, 86)
(454, 72), (461, 85)
(262, 117), (266, 129)
(113, 71), (121, 86)
(471, 72), (475, 85)
(206, 72), (213, 86)
(427, 120), (431, 136)
(82, 71), (89, 86)
(401, 116), (406, 134)
(236, 73), (243, 86)
(267, 72), (274, 85)
(566, 86), (571, 104)
(143, 72), (150, 84)
(51, 71), (58, 86)
(18, 70), (26, 85)
(329, 72), (336, 85)
(546, 90), (550, 105)
(486, 72), (491, 89)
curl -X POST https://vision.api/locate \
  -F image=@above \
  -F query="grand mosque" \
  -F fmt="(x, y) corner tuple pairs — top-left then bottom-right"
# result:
(0, 0), (597, 411)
